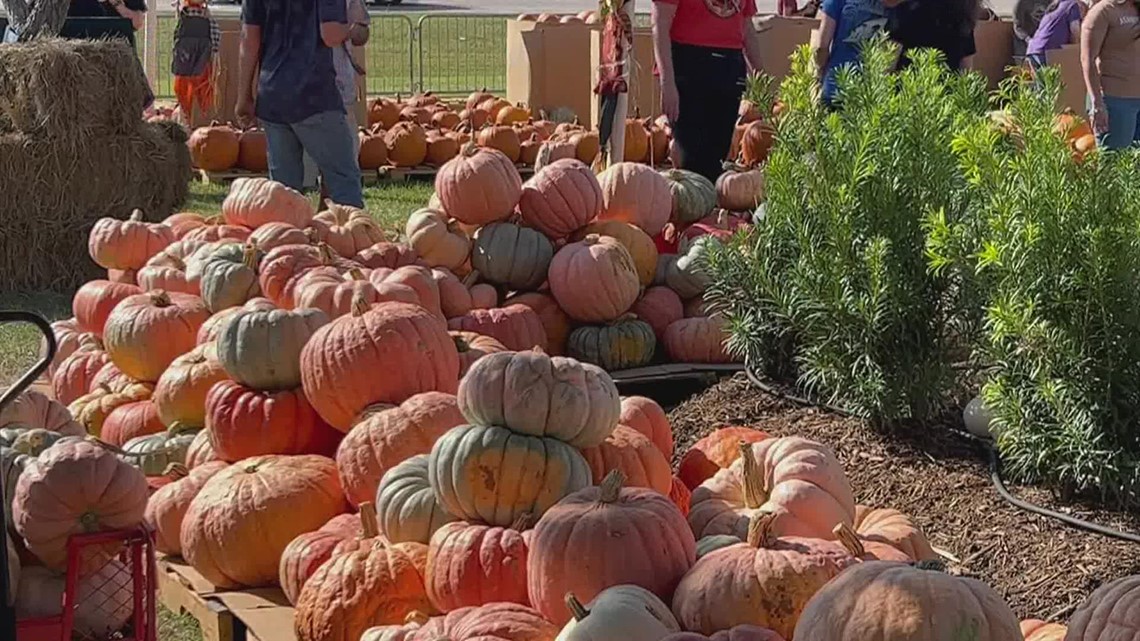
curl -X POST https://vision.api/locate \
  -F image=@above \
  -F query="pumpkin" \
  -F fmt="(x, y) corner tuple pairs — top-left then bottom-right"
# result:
(428, 423), (592, 527)
(0, 388), (84, 438)
(472, 223), (554, 290)
(165, 212), (208, 239)
(205, 381), (340, 461)
(458, 350), (619, 447)
(597, 163), (672, 237)
(73, 280), (143, 336)
(549, 236), (640, 323)
(13, 439), (148, 570)
(1063, 574), (1140, 641)
(1021, 621), (1067, 641)
(451, 331), (508, 377)
(16, 560), (134, 639)
(664, 627), (784, 641)
(558, 585), (680, 641)
(144, 460), (227, 555)
(386, 122), (429, 167)
(425, 516), (532, 612)
(571, 221), (658, 287)
(579, 425), (671, 494)
(406, 209), (472, 271)
(792, 561), (1021, 641)
(336, 391), (464, 507)
(570, 130), (600, 165)
(669, 476), (692, 517)
(852, 505), (938, 562)
(663, 317), (738, 364)
(689, 437), (856, 542)
(659, 169), (716, 224)
(69, 382), (153, 438)
(51, 343), (110, 405)
(216, 306), (329, 391)
(434, 268), (475, 318)
(295, 268), (412, 318)
(198, 241), (264, 313)
(406, 602), (556, 641)
(501, 292), (571, 356)
(678, 212), (749, 252)
(90, 361), (132, 393)
(372, 265), (445, 318)
(829, 522), (911, 562)
(665, 237), (716, 300)
(294, 521), (434, 641)
(138, 239), (207, 295)
(258, 244), (327, 307)
(369, 97), (401, 129)
(436, 146), (523, 226)
(496, 103), (531, 126)
(223, 177), (314, 229)
(678, 427), (768, 490)
(475, 126), (523, 163)
(2, 449), (30, 535)
(377, 454), (458, 544)
(684, 297), (711, 318)
(355, 239), (420, 268)
(236, 127), (269, 172)
(88, 209), (175, 271)
(623, 118), (650, 163)
(7, 429), (75, 456)
(42, 318), (89, 379)
(151, 343), (227, 430)
(181, 454), (349, 588)
(630, 287), (683, 342)
(469, 283), (498, 309)
(519, 134), (542, 167)
(311, 202), (387, 258)
(120, 424), (201, 475)
(101, 400), (165, 447)
(528, 471), (695, 625)
(567, 318), (656, 371)
(185, 428), (219, 469)
(738, 121), (774, 168)
(103, 290), (210, 382)
(189, 122), (241, 171)
(447, 306), (548, 352)
(618, 396), (672, 459)
(106, 268), (137, 284)
(301, 299), (460, 431)
(534, 138), (578, 172)
(432, 111), (462, 131)
(715, 163), (765, 212)
(359, 128), (391, 170)
(518, 159), (602, 239)
(279, 514), (363, 606)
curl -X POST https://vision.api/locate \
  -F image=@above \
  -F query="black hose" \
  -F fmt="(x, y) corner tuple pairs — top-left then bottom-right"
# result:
(743, 364), (1140, 545)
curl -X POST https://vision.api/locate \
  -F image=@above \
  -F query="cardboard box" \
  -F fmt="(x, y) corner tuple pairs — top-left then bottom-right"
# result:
(1047, 44), (1086, 117)
(973, 19), (1015, 91)
(589, 27), (661, 130)
(507, 20), (594, 123)
(158, 558), (297, 641)
(753, 16), (820, 81)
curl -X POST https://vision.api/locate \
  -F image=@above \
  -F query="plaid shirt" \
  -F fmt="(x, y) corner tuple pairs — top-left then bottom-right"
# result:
(177, 3), (221, 54)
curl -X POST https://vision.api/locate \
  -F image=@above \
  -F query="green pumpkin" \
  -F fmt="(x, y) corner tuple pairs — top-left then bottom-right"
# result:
(216, 306), (329, 391)
(0, 427), (27, 448)
(666, 236), (716, 300)
(11, 429), (70, 457)
(696, 534), (741, 560)
(2, 447), (31, 533)
(120, 425), (200, 476)
(661, 168), (716, 224)
(471, 222), (554, 291)
(199, 241), (265, 313)
(567, 317), (656, 371)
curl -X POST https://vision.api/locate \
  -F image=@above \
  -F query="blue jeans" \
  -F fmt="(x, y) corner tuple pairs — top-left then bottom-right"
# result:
(262, 110), (364, 207)
(1091, 95), (1140, 150)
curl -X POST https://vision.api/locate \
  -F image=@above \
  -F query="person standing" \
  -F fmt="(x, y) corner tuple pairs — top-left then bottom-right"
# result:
(1082, 0), (1140, 149)
(236, 0), (365, 207)
(888, 0), (981, 72)
(652, 0), (766, 182)
(1025, 0), (1089, 71)
(813, 0), (904, 105)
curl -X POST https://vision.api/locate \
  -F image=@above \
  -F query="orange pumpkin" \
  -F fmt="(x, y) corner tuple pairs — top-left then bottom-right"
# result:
(426, 517), (532, 612)
(618, 396), (673, 459)
(223, 177), (314, 229)
(479, 97), (512, 122)
(436, 146), (523, 226)
(519, 134), (543, 167)
(597, 163), (673, 236)
(359, 128), (390, 170)
(181, 454), (349, 588)
(669, 475), (691, 517)
(496, 103), (531, 126)
(579, 425), (672, 494)
(0, 388), (83, 437)
(152, 343), (228, 430)
(548, 235), (640, 323)
(432, 110), (462, 131)
(451, 331), (509, 377)
(369, 97), (401, 129)
(72, 280), (143, 336)
(237, 128), (270, 172)
(518, 158), (602, 239)
(739, 121), (774, 168)
(188, 122), (240, 171)
(258, 244), (341, 308)
(248, 222), (310, 252)
(101, 400), (165, 447)
(278, 513), (363, 606)
(663, 316), (740, 364)
(386, 122), (430, 167)
(68, 381), (154, 439)
(205, 381), (341, 461)
(677, 426), (770, 489)
(42, 318), (90, 380)
(310, 202), (386, 258)
(434, 268), (474, 318)
(88, 210), (175, 271)
(500, 292), (571, 356)
(572, 220), (658, 287)
(426, 132), (462, 166)
(51, 341), (110, 405)
(144, 461), (228, 556)
(446, 305), (548, 352)
(852, 505), (938, 562)
(185, 428), (220, 469)
(103, 290), (210, 382)
(571, 130), (601, 165)
(371, 265), (445, 318)
(624, 118), (650, 163)
(475, 125), (522, 163)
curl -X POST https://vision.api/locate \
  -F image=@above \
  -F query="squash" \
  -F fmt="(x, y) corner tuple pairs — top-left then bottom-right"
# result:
(406, 209), (471, 271)
(103, 290), (210, 382)
(472, 223), (554, 290)
(597, 163), (672, 237)
(518, 159), (602, 239)
(677, 426), (769, 489)
(181, 454), (349, 588)
(279, 514), (364, 606)
(557, 586), (679, 641)
(618, 396), (672, 459)
(189, 123), (241, 171)
(223, 177), (314, 230)
(663, 317), (739, 364)
(198, 242), (265, 313)
(578, 426), (671, 494)
(425, 516), (532, 612)
(138, 239), (208, 295)
(853, 505), (938, 562)
(567, 317), (656, 371)
(144, 460), (228, 555)
(205, 381), (341, 461)
(451, 331), (508, 377)
(88, 209), (175, 271)
(216, 306), (329, 391)
(549, 236), (640, 323)
(51, 342), (110, 406)
(120, 423), (201, 475)
(447, 305), (548, 352)
(458, 350), (619, 448)
(528, 471), (695, 626)
(197, 297), (277, 344)
(1064, 575), (1140, 641)
(101, 400), (165, 447)
(571, 221), (658, 287)
(336, 392), (465, 508)
(73, 280), (144, 337)
(435, 146), (523, 226)
(301, 298), (460, 431)
(386, 122), (430, 167)
(793, 561), (1021, 641)
(376, 454), (458, 545)
(501, 292), (571, 356)
(630, 287), (683, 342)
(153, 343), (228, 429)
(428, 423), (592, 527)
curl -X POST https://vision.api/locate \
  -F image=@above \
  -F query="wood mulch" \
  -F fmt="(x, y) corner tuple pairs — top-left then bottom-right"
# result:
(666, 374), (1140, 621)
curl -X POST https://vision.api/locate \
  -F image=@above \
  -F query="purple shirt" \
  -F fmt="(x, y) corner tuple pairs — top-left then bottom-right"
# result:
(1027, 0), (1082, 56)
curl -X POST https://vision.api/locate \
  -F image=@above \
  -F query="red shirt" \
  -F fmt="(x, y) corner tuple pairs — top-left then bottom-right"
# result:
(655, 0), (758, 50)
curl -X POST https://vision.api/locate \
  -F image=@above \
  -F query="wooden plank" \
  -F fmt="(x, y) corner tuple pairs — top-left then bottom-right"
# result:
(157, 560), (236, 641)
(374, 164), (537, 183)
(196, 169), (268, 185)
(610, 363), (744, 385)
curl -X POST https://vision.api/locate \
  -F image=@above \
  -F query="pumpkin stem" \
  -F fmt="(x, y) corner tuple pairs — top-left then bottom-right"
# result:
(346, 268), (366, 281)
(304, 227), (320, 244)
(739, 441), (767, 509)
(405, 611), (430, 626)
(833, 523), (866, 559)
(164, 462), (190, 480)
(746, 513), (777, 549)
(79, 511), (101, 532)
(150, 290), (173, 308)
(318, 243), (337, 264)
(242, 241), (260, 270)
(582, 234), (599, 245)
(461, 142), (480, 157)
(511, 512), (534, 532)
(129, 209), (145, 222)
(914, 559), (948, 572)
(598, 469), (625, 504)
(359, 502), (380, 538)
(452, 334), (471, 353)
(564, 594), (590, 622)
(350, 292), (371, 317)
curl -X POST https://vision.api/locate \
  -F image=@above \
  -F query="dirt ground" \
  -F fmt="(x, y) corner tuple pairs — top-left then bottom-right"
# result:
(667, 374), (1140, 621)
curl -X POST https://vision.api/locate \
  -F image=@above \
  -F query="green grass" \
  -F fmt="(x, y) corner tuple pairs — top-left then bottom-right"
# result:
(159, 606), (203, 641)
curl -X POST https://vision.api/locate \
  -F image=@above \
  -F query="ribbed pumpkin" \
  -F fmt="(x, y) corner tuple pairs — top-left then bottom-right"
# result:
(369, 97), (401, 129)
(106, 268), (137, 285)
(472, 223), (553, 290)
(567, 317), (656, 371)
(458, 350), (619, 447)
(205, 381), (341, 461)
(311, 202), (386, 258)
(528, 471), (695, 626)
(165, 212), (208, 239)
(519, 134), (542, 167)
(103, 290), (210, 382)
(558, 585), (680, 641)
(237, 128), (269, 172)
(738, 121), (774, 168)
(426, 516), (532, 612)
(792, 562), (1021, 641)
(447, 305), (548, 352)
(336, 392), (465, 507)
(144, 461), (227, 556)
(630, 287), (683, 342)
(371, 265), (445, 318)
(451, 331), (508, 377)
(51, 342), (110, 405)
(1065, 576), (1140, 641)
(0, 389), (83, 438)
(852, 505), (938, 562)
(428, 423), (592, 527)
(677, 427), (769, 490)
(572, 221), (658, 287)
(387, 122), (430, 167)
(517, 159), (602, 239)
(216, 307), (329, 391)
(279, 513), (364, 606)
(301, 299), (460, 431)
(597, 163), (672, 237)
(101, 400), (164, 447)
(138, 239), (207, 295)
(406, 209), (471, 271)
(436, 146), (523, 226)
(185, 428), (219, 469)
(689, 438), (856, 542)
(663, 317), (739, 364)
(42, 318), (88, 379)
(69, 381), (153, 439)
(578, 425), (671, 494)
(426, 132), (462, 166)
(88, 210), (175, 271)
(549, 236), (640, 323)
(73, 280), (143, 336)
(534, 137), (577, 172)
(198, 242), (264, 313)
(715, 163), (765, 212)
(196, 297), (276, 345)
(181, 454), (348, 588)
(223, 177), (314, 229)
(297, 268), (418, 319)
(359, 128), (390, 170)
(475, 126), (522, 163)
(13, 439), (148, 570)
(182, 220), (252, 244)
(258, 244), (329, 308)
(501, 292), (571, 356)
(669, 476), (692, 517)
(189, 123), (241, 171)
(376, 454), (458, 545)
(619, 396), (672, 459)
(434, 269), (474, 318)
(830, 522), (911, 562)
(126, 425), (201, 477)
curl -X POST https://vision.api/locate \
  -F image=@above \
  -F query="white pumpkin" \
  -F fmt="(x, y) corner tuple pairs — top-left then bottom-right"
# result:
(555, 585), (680, 641)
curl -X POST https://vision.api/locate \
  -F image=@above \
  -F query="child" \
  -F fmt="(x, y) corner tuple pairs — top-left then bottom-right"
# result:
(171, 0), (220, 124)
(813, 0), (905, 105)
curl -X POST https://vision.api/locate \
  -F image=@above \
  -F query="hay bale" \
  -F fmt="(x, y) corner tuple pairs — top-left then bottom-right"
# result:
(0, 38), (150, 139)
(0, 122), (192, 292)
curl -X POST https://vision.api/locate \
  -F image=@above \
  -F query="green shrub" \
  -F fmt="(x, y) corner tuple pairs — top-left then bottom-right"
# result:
(704, 38), (988, 420)
(928, 70), (1140, 506)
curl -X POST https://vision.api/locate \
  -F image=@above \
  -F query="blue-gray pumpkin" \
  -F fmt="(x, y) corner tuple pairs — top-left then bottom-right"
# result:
(216, 306), (329, 391)
(567, 316), (656, 371)
(471, 222), (553, 291)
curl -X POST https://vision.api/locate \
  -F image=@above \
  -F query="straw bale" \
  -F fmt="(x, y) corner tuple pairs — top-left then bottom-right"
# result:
(0, 38), (150, 140)
(0, 122), (192, 292)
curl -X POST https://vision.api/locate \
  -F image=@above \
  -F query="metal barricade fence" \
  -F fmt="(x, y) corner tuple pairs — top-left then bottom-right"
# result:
(363, 14), (416, 97)
(415, 14), (509, 97)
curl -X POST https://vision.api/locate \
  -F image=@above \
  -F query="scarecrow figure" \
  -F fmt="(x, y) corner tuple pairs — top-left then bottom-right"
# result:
(595, 0), (635, 168)
(171, 0), (220, 121)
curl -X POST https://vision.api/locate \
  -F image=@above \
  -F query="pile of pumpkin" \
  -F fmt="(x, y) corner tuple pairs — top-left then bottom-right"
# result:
(187, 122), (270, 173)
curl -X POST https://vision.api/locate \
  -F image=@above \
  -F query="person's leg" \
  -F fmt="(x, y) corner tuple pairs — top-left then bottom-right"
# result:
(261, 120), (306, 191)
(1131, 98), (1140, 148)
(1096, 96), (1139, 150)
(302, 151), (319, 190)
(673, 45), (736, 182)
(293, 109), (364, 207)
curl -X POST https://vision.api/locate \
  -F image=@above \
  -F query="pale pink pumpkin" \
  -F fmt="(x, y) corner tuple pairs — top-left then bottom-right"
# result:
(435, 146), (523, 226)
(88, 210), (175, 270)
(596, 162), (672, 236)
(222, 178), (314, 229)
(619, 396), (673, 458)
(548, 235), (640, 323)
(631, 287), (684, 341)
(517, 159), (601, 239)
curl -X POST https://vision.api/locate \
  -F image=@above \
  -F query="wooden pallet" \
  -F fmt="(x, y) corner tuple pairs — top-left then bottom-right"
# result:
(609, 363), (744, 385)
(158, 559), (297, 641)
(157, 560), (236, 641)
(195, 169), (267, 185)
(373, 164), (536, 182)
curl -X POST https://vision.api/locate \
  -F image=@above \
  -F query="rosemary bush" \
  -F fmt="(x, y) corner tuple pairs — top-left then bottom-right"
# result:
(705, 39), (988, 420)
